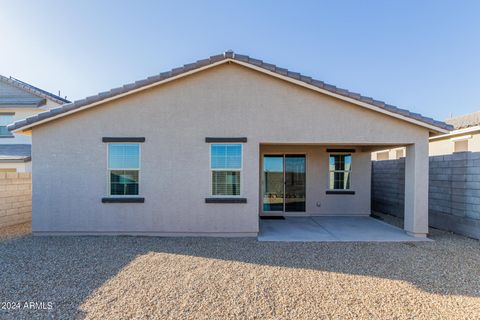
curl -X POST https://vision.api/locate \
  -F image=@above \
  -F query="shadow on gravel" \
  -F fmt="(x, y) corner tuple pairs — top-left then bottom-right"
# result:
(0, 231), (479, 318)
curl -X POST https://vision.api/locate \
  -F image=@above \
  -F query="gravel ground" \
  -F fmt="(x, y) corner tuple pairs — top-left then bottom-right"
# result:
(0, 216), (479, 320)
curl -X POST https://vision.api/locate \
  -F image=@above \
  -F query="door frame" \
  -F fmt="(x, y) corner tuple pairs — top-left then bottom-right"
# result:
(260, 152), (307, 216)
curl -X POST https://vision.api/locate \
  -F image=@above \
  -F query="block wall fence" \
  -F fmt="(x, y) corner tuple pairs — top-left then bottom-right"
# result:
(372, 152), (480, 240)
(0, 172), (32, 228)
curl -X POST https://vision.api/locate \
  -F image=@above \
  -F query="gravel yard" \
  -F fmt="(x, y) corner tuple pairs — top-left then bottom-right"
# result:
(1, 215), (479, 320)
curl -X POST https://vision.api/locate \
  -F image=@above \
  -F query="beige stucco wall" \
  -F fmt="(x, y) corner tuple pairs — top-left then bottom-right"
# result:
(429, 131), (480, 156)
(30, 63), (429, 235)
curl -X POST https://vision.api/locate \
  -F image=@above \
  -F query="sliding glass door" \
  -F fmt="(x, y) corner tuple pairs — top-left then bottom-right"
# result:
(263, 155), (306, 213)
(284, 155), (306, 212)
(263, 155), (284, 212)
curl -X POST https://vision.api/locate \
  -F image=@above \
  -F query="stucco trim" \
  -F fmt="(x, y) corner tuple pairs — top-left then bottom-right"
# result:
(429, 125), (480, 141)
(205, 137), (247, 143)
(205, 198), (248, 203)
(102, 137), (146, 143)
(101, 197), (145, 203)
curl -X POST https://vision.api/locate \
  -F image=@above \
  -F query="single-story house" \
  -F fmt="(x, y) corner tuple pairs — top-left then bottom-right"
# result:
(0, 75), (69, 172)
(372, 111), (480, 160)
(9, 51), (452, 237)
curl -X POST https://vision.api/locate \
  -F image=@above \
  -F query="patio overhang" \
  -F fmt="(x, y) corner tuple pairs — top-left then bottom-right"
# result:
(259, 141), (429, 240)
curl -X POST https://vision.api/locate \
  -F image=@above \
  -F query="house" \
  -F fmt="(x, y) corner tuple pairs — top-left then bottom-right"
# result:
(430, 111), (480, 156)
(0, 75), (70, 172)
(372, 111), (480, 160)
(8, 51), (451, 237)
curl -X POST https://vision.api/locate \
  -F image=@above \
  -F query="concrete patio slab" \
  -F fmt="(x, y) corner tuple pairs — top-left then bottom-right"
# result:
(258, 216), (432, 242)
(259, 217), (336, 241)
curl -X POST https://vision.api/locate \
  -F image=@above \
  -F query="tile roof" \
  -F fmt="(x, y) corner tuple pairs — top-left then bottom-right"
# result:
(0, 97), (46, 106)
(0, 144), (31, 161)
(0, 75), (70, 105)
(445, 111), (480, 130)
(8, 51), (452, 132)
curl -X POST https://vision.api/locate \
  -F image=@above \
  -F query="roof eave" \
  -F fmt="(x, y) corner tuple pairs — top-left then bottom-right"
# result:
(9, 54), (451, 134)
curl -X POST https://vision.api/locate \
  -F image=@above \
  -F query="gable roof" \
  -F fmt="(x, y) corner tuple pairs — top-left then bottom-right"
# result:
(445, 111), (480, 130)
(0, 75), (70, 106)
(8, 51), (452, 134)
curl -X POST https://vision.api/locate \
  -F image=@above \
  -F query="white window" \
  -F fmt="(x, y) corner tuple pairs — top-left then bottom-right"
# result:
(210, 144), (242, 196)
(108, 144), (140, 196)
(0, 113), (14, 137)
(329, 154), (352, 190)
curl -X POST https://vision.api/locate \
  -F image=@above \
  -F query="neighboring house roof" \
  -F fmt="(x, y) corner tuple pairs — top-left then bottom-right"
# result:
(0, 75), (70, 107)
(445, 111), (480, 130)
(0, 144), (31, 162)
(8, 51), (452, 133)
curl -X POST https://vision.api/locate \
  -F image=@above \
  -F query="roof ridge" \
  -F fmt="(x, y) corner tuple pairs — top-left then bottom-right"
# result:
(0, 74), (70, 104)
(8, 51), (452, 132)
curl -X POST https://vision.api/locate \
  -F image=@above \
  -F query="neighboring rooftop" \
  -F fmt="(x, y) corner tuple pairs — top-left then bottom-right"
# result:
(8, 51), (452, 133)
(0, 144), (31, 162)
(445, 111), (480, 130)
(0, 75), (70, 107)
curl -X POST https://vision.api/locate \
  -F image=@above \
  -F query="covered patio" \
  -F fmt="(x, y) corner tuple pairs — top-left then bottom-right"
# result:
(259, 142), (431, 240)
(258, 216), (431, 242)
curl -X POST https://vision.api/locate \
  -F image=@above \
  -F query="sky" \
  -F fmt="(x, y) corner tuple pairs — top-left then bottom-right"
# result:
(0, 0), (479, 121)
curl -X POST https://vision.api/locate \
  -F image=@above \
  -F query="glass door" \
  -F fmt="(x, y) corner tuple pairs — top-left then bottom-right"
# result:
(263, 155), (284, 212)
(262, 154), (306, 213)
(285, 155), (306, 212)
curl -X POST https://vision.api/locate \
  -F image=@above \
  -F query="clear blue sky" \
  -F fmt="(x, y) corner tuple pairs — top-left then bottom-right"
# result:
(1, 0), (479, 121)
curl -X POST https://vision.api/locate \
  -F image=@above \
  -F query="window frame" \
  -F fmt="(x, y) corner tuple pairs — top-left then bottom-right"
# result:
(106, 142), (142, 197)
(328, 153), (352, 191)
(0, 113), (15, 138)
(209, 143), (243, 197)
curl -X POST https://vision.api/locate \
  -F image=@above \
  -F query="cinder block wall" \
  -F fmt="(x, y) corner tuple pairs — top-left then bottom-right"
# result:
(372, 152), (480, 239)
(371, 158), (405, 218)
(0, 172), (32, 228)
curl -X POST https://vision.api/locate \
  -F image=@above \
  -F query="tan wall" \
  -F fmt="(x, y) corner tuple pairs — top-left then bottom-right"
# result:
(430, 132), (480, 156)
(0, 162), (31, 172)
(30, 63), (429, 235)
(0, 172), (32, 228)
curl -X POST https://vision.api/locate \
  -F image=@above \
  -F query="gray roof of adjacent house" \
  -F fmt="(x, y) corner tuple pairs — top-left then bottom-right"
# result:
(8, 51), (452, 132)
(0, 144), (31, 162)
(0, 75), (70, 107)
(445, 111), (480, 130)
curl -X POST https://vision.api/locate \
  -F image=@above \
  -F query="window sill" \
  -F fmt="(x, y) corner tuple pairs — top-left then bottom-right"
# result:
(102, 197), (145, 203)
(205, 198), (247, 203)
(326, 190), (355, 195)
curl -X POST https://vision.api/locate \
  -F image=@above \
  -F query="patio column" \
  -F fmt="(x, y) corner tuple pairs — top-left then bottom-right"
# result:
(404, 141), (429, 237)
